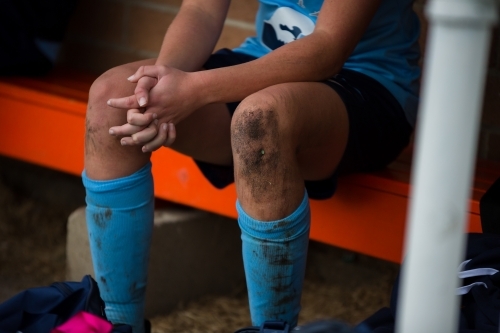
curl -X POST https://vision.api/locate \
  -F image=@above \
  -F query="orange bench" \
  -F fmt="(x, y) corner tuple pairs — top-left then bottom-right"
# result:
(1, 69), (499, 264)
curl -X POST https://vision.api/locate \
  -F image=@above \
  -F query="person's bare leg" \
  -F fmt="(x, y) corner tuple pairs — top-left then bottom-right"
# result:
(85, 59), (233, 180)
(230, 82), (348, 327)
(232, 82), (348, 220)
(83, 59), (233, 332)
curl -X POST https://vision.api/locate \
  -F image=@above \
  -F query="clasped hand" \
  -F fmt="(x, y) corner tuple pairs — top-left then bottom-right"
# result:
(107, 65), (202, 152)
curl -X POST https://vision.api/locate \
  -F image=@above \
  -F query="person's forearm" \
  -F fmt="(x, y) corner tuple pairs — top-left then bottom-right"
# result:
(197, 30), (346, 105)
(156, 1), (230, 71)
(193, 0), (381, 106)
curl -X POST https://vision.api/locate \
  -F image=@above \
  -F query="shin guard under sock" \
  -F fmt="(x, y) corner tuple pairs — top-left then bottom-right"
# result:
(237, 192), (310, 328)
(82, 163), (154, 333)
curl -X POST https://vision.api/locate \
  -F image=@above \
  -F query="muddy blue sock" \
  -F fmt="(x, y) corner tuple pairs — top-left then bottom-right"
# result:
(82, 163), (154, 333)
(237, 192), (310, 328)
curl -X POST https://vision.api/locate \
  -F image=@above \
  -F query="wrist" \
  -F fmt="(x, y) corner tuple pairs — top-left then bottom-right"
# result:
(185, 71), (214, 109)
(191, 70), (219, 106)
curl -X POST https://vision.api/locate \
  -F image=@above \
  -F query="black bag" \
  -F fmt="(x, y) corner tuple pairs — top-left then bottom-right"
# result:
(359, 177), (500, 333)
(481, 177), (500, 235)
(358, 233), (500, 333)
(0, 275), (132, 333)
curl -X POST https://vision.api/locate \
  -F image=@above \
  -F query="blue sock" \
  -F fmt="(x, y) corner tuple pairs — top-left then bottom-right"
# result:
(82, 163), (154, 333)
(237, 192), (310, 328)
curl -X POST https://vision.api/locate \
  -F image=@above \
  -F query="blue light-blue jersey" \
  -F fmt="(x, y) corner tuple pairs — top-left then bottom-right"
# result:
(233, 0), (421, 127)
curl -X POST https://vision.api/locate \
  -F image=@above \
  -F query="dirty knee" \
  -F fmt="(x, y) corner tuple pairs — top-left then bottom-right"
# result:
(230, 97), (290, 197)
(232, 102), (282, 169)
(85, 71), (124, 157)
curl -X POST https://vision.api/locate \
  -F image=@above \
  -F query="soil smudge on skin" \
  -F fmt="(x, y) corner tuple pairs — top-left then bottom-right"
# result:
(85, 116), (99, 154)
(232, 108), (281, 201)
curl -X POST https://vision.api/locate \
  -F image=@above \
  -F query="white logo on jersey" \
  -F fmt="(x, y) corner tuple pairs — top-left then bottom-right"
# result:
(262, 7), (315, 50)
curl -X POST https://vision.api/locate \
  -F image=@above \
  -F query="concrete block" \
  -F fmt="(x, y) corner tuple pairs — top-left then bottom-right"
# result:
(67, 208), (95, 282)
(67, 206), (245, 317)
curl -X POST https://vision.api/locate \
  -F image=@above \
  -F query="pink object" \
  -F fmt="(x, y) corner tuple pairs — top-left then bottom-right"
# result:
(51, 311), (113, 333)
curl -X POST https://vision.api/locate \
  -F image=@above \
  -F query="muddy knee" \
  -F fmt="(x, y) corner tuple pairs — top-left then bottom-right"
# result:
(86, 77), (115, 157)
(85, 68), (133, 157)
(231, 93), (296, 201)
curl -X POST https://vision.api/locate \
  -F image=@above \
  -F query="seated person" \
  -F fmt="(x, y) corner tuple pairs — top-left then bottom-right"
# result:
(82, 0), (421, 332)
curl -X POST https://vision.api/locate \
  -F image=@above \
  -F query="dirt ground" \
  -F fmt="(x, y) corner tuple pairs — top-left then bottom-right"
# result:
(0, 155), (400, 332)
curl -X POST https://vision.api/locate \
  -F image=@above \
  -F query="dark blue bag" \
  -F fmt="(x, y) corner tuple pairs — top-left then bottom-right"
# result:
(0, 275), (111, 333)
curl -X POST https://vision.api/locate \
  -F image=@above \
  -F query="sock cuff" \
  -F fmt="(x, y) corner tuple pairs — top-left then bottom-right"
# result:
(82, 163), (153, 208)
(236, 191), (310, 241)
(105, 302), (145, 333)
(82, 162), (152, 193)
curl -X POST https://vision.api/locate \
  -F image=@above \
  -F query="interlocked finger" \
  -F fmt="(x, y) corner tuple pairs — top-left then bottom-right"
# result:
(128, 65), (166, 82)
(127, 108), (157, 126)
(109, 123), (144, 137)
(107, 94), (140, 109)
(130, 120), (158, 144)
(142, 122), (175, 152)
(163, 123), (176, 147)
(134, 76), (158, 107)
(142, 122), (167, 152)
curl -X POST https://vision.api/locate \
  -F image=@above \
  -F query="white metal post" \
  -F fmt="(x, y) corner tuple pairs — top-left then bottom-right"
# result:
(395, 1), (498, 333)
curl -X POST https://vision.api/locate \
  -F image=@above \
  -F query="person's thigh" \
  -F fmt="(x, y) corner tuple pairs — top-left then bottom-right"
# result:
(85, 58), (233, 180)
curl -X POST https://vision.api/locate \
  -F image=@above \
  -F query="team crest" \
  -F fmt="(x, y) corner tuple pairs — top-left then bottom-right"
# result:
(262, 7), (315, 50)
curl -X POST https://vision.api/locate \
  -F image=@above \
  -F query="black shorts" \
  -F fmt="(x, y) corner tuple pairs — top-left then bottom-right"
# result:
(195, 49), (413, 200)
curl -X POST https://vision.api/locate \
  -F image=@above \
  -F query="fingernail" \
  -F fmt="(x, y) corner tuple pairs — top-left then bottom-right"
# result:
(107, 100), (111, 105)
(154, 119), (158, 125)
(139, 97), (146, 106)
(142, 146), (148, 153)
(109, 129), (114, 135)
(162, 124), (167, 130)
(152, 113), (157, 119)
(121, 140), (127, 146)
(127, 75), (134, 81)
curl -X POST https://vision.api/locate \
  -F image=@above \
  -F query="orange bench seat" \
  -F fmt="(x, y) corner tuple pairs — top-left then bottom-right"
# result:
(1, 69), (499, 264)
